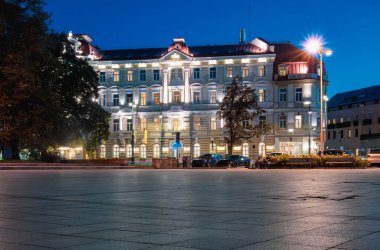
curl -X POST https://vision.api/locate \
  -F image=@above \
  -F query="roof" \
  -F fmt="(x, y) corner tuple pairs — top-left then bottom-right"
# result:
(98, 43), (271, 61)
(328, 84), (380, 108)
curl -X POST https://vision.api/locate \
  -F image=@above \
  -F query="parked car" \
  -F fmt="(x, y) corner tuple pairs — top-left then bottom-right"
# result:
(323, 149), (353, 156)
(367, 149), (380, 166)
(192, 154), (222, 167)
(217, 155), (251, 167)
(267, 152), (284, 157)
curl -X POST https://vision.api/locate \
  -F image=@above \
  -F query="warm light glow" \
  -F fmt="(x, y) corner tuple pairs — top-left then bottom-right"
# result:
(152, 62), (160, 67)
(162, 147), (169, 153)
(192, 61), (201, 66)
(266, 145), (274, 150)
(288, 128), (294, 133)
(98, 65), (106, 69)
(304, 101), (311, 105)
(171, 53), (180, 59)
(208, 60), (217, 65)
(241, 58), (250, 64)
(233, 146), (242, 151)
(257, 58), (267, 63)
(303, 35), (324, 54)
(125, 63), (132, 68)
(112, 64), (119, 69)
(217, 146), (225, 151)
(168, 61), (182, 67)
(323, 95), (329, 101)
(184, 147), (190, 152)
(224, 59), (233, 64)
(138, 63), (147, 68)
(325, 49), (333, 56)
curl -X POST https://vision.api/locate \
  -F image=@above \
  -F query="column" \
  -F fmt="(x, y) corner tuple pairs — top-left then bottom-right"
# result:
(184, 67), (190, 103)
(163, 69), (168, 104)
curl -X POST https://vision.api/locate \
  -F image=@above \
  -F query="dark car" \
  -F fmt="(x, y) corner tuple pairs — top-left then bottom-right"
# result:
(323, 149), (353, 156)
(217, 155), (251, 167)
(192, 154), (223, 167)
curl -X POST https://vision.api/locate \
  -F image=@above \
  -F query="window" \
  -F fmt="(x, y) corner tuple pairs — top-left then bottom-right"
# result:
(153, 117), (160, 131)
(209, 67), (217, 79)
(127, 70), (133, 81)
(355, 128), (359, 137)
(113, 145), (119, 158)
(140, 117), (146, 131)
(333, 131), (336, 139)
(340, 117), (344, 123)
(153, 93), (160, 105)
(100, 145), (106, 159)
(193, 68), (200, 79)
(99, 94), (106, 107)
(328, 131), (331, 140)
(210, 117), (217, 130)
(259, 65), (266, 76)
(243, 120), (249, 129)
(126, 119), (132, 132)
(153, 144), (160, 158)
(340, 130), (344, 138)
(369, 128), (372, 135)
(242, 143), (249, 157)
(99, 72), (106, 82)
(279, 88), (287, 102)
(140, 145), (146, 159)
(193, 116), (201, 130)
(348, 129), (352, 138)
(193, 92), (200, 104)
(194, 143), (200, 158)
(259, 89), (266, 102)
(295, 115), (302, 129)
(279, 68), (287, 76)
(140, 93), (146, 106)
(113, 119), (119, 131)
(226, 66), (233, 78)
(295, 88), (303, 102)
(259, 116), (266, 127)
(173, 90), (181, 104)
(171, 68), (182, 80)
(172, 118), (180, 131)
(113, 94), (119, 106)
(126, 144), (132, 158)
(113, 71), (119, 82)
(209, 90), (217, 104)
(126, 93), (133, 105)
(153, 70), (160, 81)
(139, 70), (146, 81)
(242, 66), (249, 77)
(279, 115), (287, 129)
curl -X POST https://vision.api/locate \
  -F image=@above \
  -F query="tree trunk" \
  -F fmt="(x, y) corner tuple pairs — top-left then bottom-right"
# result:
(10, 138), (20, 160)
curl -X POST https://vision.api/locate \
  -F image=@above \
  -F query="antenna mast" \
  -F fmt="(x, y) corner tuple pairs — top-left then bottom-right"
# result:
(248, 5), (251, 41)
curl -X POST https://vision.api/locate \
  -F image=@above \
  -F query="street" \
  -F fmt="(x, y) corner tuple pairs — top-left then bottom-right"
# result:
(0, 169), (380, 249)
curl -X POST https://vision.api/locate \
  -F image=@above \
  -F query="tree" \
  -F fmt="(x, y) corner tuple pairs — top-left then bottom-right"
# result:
(0, 0), (110, 160)
(217, 76), (270, 154)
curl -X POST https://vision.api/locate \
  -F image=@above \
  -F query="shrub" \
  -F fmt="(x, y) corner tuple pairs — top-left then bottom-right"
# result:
(354, 156), (371, 168)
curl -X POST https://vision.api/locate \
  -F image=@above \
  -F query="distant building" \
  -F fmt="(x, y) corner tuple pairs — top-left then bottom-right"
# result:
(67, 33), (328, 159)
(326, 84), (380, 155)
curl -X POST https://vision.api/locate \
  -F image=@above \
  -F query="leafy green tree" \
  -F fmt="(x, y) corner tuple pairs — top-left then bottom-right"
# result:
(217, 76), (271, 154)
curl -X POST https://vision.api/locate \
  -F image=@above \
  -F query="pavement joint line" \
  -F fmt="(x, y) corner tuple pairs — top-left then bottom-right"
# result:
(326, 230), (380, 249)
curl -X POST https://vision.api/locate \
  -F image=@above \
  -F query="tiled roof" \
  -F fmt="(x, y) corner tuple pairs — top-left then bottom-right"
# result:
(328, 84), (380, 108)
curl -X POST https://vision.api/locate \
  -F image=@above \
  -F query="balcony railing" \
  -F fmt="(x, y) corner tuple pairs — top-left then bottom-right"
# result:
(275, 73), (328, 81)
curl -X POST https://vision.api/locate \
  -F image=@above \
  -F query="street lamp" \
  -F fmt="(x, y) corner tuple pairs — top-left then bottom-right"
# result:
(129, 102), (137, 165)
(303, 35), (332, 152)
(304, 101), (312, 155)
(323, 95), (329, 146)
(159, 114), (163, 158)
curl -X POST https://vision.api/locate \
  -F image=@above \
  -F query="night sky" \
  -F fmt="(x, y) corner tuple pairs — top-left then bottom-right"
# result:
(46, 0), (380, 97)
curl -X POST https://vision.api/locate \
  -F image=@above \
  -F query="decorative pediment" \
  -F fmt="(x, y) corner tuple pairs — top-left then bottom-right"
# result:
(160, 49), (192, 61)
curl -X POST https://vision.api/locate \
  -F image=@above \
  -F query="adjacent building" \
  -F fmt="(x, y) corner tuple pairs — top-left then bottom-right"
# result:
(66, 33), (328, 159)
(326, 84), (380, 155)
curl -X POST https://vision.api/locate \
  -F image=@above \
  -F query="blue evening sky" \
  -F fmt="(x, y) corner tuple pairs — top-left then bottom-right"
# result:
(46, 0), (380, 97)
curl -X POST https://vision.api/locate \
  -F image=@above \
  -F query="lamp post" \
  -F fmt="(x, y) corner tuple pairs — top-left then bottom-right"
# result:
(129, 102), (137, 165)
(323, 95), (329, 147)
(303, 35), (332, 152)
(304, 101), (312, 155)
(159, 114), (163, 158)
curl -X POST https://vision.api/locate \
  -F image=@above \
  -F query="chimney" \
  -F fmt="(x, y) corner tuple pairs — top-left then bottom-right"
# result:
(239, 28), (246, 44)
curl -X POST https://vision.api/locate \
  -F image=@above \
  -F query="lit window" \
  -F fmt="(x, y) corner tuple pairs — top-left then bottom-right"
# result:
(193, 68), (200, 79)
(193, 116), (201, 130)
(140, 93), (146, 106)
(209, 67), (217, 79)
(279, 68), (287, 76)
(113, 94), (119, 106)
(259, 89), (266, 102)
(226, 66), (233, 78)
(295, 115), (302, 129)
(209, 90), (217, 104)
(139, 70), (146, 81)
(153, 70), (160, 81)
(295, 88), (303, 102)
(242, 143), (249, 157)
(210, 117), (217, 130)
(172, 118), (180, 131)
(126, 144), (132, 158)
(242, 66), (249, 77)
(113, 71), (119, 82)
(113, 145), (119, 158)
(210, 142), (216, 154)
(348, 129), (352, 138)
(100, 145), (106, 159)
(140, 144), (146, 159)
(153, 144), (160, 158)
(259, 65), (266, 76)
(140, 117), (146, 131)
(194, 143), (200, 158)
(99, 72), (106, 82)
(193, 92), (200, 104)
(113, 119), (119, 131)
(127, 70), (133, 81)
(154, 117), (160, 131)
(153, 93), (160, 105)
(173, 90), (181, 104)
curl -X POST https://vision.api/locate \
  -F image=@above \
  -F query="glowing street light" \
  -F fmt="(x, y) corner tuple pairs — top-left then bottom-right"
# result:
(303, 35), (332, 153)
(304, 101), (312, 154)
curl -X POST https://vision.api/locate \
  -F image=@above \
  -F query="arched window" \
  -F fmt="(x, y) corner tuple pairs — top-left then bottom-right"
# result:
(113, 145), (119, 158)
(100, 145), (106, 159)
(140, 144), (146, 159)
(153, 144), (160, 158)
(126, 144), (132, 158)
(194, 143), (200, 158)
(242, 143), (249, 157)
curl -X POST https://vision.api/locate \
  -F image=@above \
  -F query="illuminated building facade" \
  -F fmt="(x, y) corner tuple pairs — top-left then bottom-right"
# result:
(70, 34), (328, 159)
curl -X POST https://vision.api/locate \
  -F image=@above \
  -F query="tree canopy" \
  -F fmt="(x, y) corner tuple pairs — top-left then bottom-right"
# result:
(0, 0), (110, 160)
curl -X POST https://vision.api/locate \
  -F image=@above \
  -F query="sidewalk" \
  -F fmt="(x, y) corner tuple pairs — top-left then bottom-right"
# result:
(0, 162), (153, 170)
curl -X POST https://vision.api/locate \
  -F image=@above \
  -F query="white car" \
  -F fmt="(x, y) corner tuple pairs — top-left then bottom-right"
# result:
(367, 149), (380, 166)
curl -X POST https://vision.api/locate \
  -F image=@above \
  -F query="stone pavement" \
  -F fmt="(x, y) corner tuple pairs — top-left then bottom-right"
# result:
(0, 168), (380, 249)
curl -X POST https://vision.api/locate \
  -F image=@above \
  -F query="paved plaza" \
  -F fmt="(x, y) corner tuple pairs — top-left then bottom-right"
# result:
(0, 169), (380, 249)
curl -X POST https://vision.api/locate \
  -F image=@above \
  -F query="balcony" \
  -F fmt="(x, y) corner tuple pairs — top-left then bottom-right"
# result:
(275, 73), (328, 81)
